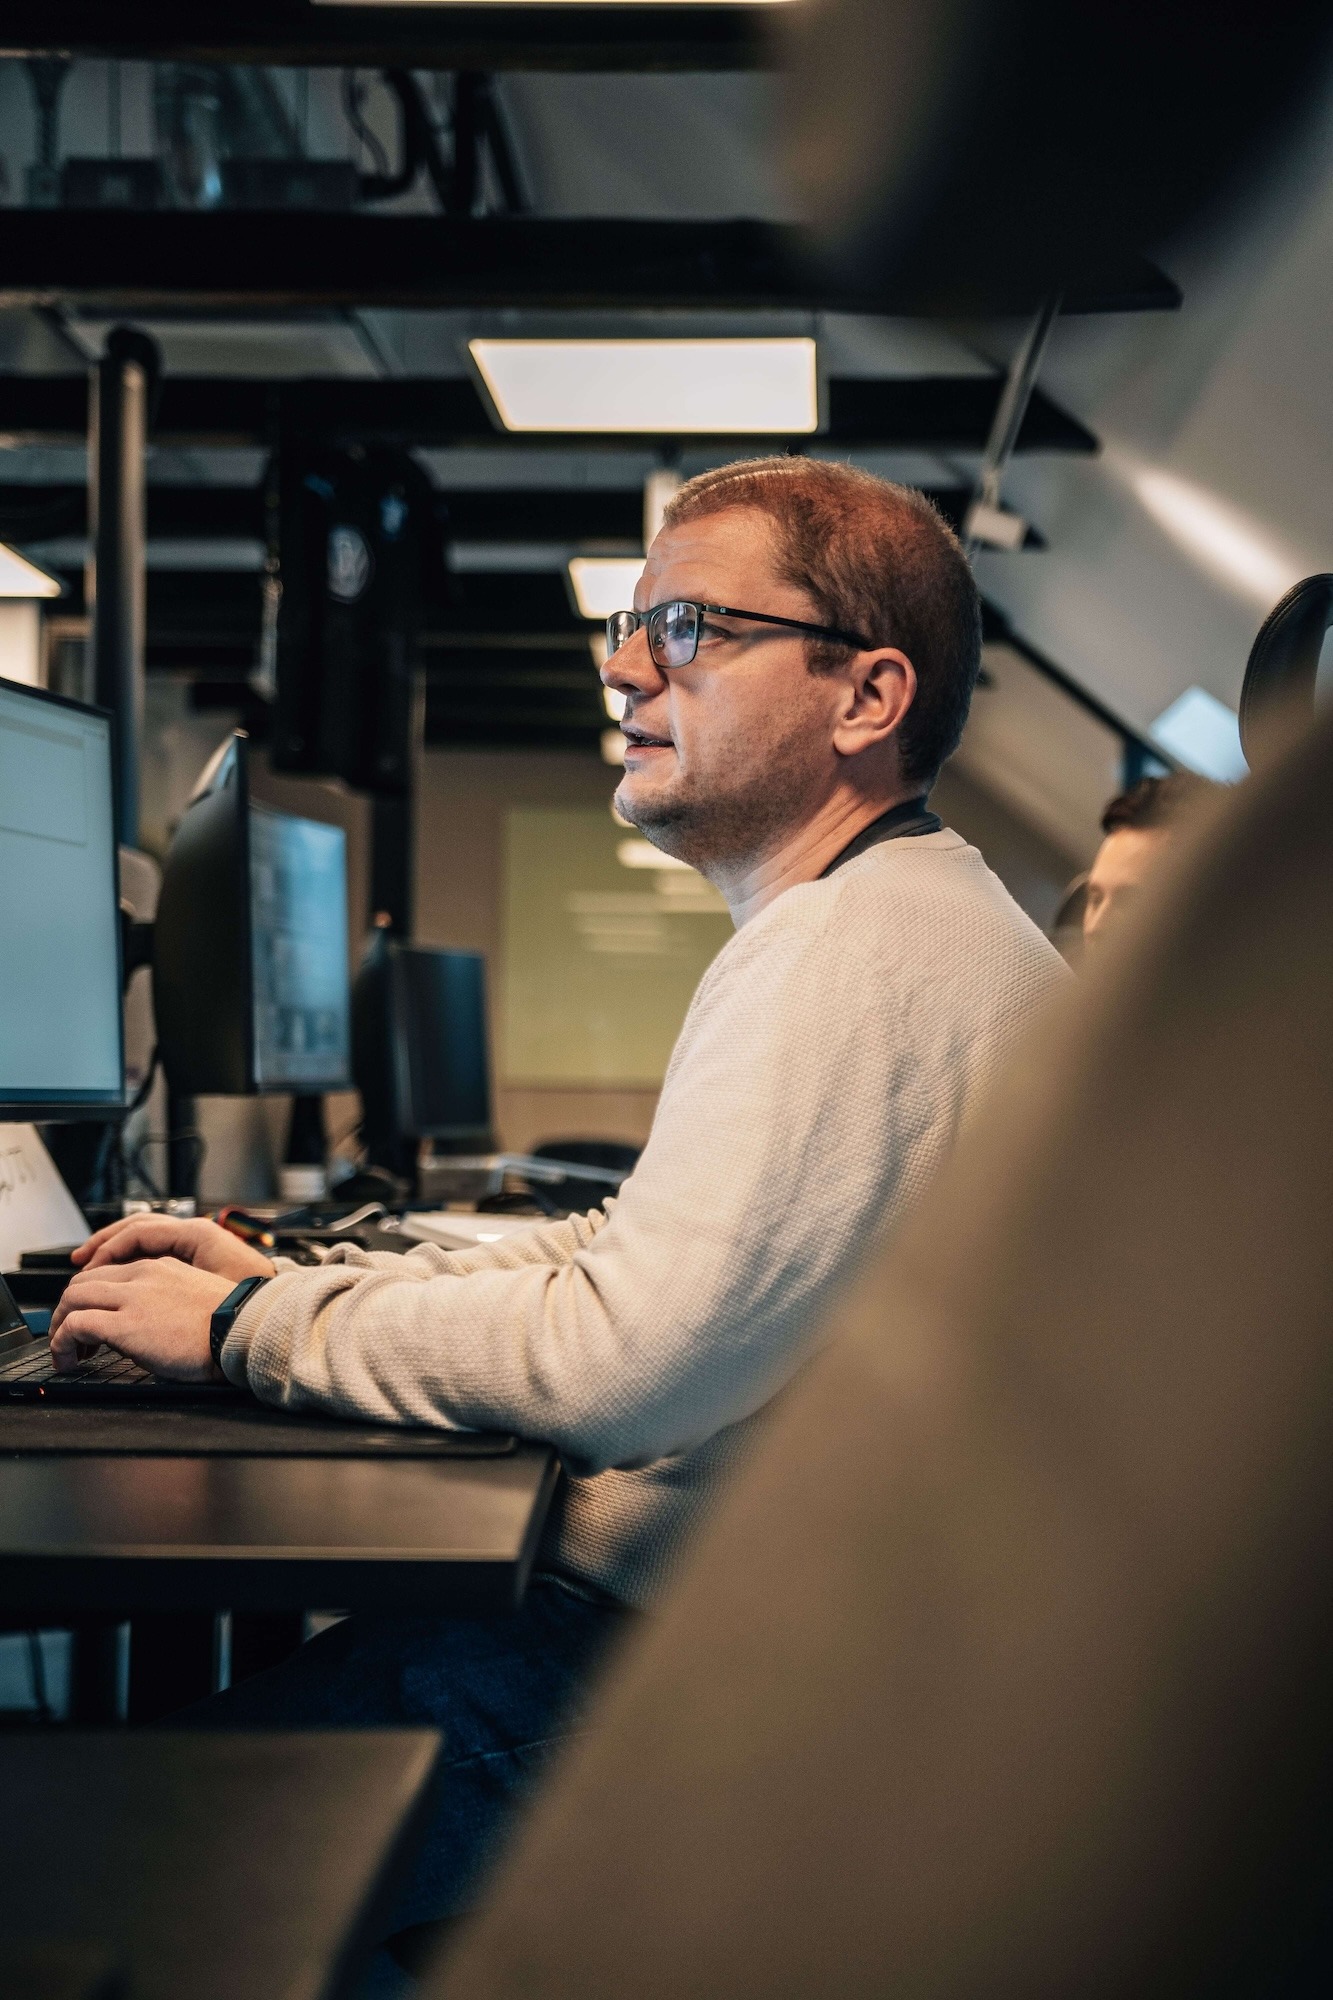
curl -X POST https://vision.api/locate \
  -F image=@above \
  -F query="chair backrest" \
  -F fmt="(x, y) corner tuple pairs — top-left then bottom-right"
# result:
(434, 705), (1333, 2000)
(1240, 571), (1333, 765)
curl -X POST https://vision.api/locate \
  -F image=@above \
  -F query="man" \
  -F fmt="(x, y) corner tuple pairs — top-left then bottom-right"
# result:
(1083, 772), (1218, 947)
(51, 458), (1067, 1934)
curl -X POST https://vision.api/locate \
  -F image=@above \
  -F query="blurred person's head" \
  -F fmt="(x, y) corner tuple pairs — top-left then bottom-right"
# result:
(1083, 772), (1218, 945)
(602, 458), (980, 910)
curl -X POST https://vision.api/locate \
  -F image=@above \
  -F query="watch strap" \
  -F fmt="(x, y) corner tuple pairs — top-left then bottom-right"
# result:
(210, 1274), (271, 1369)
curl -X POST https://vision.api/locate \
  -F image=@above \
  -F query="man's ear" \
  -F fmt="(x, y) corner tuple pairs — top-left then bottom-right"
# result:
(831, 648), (917, 758)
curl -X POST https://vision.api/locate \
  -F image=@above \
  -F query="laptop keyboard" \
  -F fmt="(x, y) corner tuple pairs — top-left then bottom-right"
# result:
(0, 1338), (150, 1385)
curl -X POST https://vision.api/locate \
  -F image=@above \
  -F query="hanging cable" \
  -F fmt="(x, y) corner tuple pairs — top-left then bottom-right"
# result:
(341, 69), (391, 179)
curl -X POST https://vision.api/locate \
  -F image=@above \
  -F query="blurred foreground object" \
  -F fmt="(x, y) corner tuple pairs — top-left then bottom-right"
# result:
(781, 0), (1333, 310)
(432, 701), (1333, 1994)
(1240, 572), (1333, 768)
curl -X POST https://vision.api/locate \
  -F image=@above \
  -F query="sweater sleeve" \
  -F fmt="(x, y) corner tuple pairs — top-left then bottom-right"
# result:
(222, 858), (1052, 1474)
(273, 1203), (611, 1284)
(222, 900), (931, 1474)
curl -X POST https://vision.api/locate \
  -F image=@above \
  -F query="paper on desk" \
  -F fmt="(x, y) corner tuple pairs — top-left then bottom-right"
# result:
(396, 1211), (551, 1252)
(0, 1123), (88, 1269)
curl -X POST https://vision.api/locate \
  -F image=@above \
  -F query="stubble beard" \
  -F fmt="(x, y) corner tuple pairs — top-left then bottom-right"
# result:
(615, 725), (828, 877)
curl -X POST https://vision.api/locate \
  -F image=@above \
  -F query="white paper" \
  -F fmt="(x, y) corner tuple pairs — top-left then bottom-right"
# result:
(395, 1212), (549, 1253)
(0, 1124), (89, 1269)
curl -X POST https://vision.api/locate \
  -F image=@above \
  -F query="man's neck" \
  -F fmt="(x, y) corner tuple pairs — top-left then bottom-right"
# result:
(710, 787), (922, 928)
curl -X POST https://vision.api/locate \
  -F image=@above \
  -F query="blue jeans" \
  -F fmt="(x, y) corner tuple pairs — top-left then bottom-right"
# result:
(184, 1576), (631, 1933)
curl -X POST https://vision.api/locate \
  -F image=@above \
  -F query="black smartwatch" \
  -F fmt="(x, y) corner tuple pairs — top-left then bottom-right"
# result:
(209, 1275), (271, 1371)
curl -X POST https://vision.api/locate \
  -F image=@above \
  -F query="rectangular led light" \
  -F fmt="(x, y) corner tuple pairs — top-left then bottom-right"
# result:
(471, 338), (819, 435)
(569, 557), (646, 621)
(0, 543), (61, 599)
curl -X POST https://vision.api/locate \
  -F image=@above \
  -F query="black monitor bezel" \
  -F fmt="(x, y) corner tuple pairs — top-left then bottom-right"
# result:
(389, 944), (492, 1145)
(0, 679), (127, 1123)
(153, 729), (256, 1097)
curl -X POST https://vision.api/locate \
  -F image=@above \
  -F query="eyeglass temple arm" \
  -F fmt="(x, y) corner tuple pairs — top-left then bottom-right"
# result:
(706, 605), (872, 649)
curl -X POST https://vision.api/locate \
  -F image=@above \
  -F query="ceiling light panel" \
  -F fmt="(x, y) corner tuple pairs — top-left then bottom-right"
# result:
(471, 338), (819, 435)
(569, 557), (646, 620)
(0, 544), (61, 599)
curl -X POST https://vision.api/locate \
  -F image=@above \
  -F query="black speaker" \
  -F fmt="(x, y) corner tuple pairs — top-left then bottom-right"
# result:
(271, 442), (444, 796)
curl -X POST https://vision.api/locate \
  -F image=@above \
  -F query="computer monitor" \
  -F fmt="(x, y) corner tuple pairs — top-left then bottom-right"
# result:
(352, 933), (492, 1166)
(0, 680), (124, 1120)
(153, 732), (351, 1095)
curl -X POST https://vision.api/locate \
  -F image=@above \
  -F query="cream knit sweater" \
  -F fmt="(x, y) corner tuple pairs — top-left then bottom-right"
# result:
(224, 831), (1067, 1606)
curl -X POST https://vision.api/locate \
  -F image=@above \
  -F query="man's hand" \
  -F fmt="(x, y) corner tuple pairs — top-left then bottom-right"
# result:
(49, 1259), (237, 1380)
(72, 1214), (276, 1282)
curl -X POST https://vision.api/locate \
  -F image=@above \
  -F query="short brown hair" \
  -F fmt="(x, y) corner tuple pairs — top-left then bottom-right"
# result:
(1101, 772), (1218, 835)
(662, 457), (981, 786)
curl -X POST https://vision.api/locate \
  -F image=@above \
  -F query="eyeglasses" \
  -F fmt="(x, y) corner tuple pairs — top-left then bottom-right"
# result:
(605, 600), (872, 671)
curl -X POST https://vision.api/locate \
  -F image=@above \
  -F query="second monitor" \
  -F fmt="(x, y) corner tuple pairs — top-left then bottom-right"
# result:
(154, 733), (351, 1096)
(353, 933), (492, 1164)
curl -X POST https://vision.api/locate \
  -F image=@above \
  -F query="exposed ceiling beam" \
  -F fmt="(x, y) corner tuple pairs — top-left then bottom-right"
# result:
(0, 482), (643, 544)
(0, 2), (771, 72)
(0, 374), (1098, 453)
(0, 212), (1181, 318)
(0, 480), (1035, 544)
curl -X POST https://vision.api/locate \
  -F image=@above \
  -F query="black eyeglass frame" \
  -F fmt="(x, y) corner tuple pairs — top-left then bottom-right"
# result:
(605, 600), (873, 670)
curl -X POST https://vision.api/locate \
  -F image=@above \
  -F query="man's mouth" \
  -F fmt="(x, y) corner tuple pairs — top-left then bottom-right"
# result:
(622, 724), (674, 754)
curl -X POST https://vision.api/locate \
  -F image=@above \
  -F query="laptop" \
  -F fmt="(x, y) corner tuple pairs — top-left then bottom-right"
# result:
(0, 1272), (245, 1404)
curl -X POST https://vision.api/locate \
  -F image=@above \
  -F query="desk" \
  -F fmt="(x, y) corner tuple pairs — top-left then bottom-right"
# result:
(0, 1403), (560, 1718)
(1, 1729), (441, 2000)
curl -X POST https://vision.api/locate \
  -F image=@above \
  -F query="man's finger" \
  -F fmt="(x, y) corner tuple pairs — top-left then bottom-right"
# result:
(50, 1263), (150, 1339)
(71, 1215), (152, 1264)
(49, 1310), (123, 1369)
(78, 1216), (181, 1270)
(59, 1274), (141, 1309)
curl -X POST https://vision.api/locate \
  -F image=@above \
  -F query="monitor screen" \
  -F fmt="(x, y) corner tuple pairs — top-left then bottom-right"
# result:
(0, 681), (123, 1116)
(249, 805), (351, 1091)
(396, 948), (491, 1140)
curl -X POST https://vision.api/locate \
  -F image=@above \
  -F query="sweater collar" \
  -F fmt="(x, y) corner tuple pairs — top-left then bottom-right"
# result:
(819, 797), (942, 878)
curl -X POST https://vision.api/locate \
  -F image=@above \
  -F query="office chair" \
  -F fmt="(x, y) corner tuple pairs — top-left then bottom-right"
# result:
(1240, 571), (1333, 767)
(429, 699), (1333, 1996)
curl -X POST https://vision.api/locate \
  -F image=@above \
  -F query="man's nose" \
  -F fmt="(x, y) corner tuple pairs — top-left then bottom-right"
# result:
(601, 625), (662, 697)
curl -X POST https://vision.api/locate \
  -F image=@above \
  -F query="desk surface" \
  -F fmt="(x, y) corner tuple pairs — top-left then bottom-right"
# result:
(0, 1403), (559, 1615)
(1, 1729), (441, 2000)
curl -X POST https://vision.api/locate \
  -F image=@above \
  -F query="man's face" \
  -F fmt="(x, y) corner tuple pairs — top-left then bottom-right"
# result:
(1083, 826), (1171, 944)
(605, 507), (857, 873)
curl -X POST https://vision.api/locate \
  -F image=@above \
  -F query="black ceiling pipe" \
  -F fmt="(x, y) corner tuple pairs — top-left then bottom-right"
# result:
(88, 325), (160, 848)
